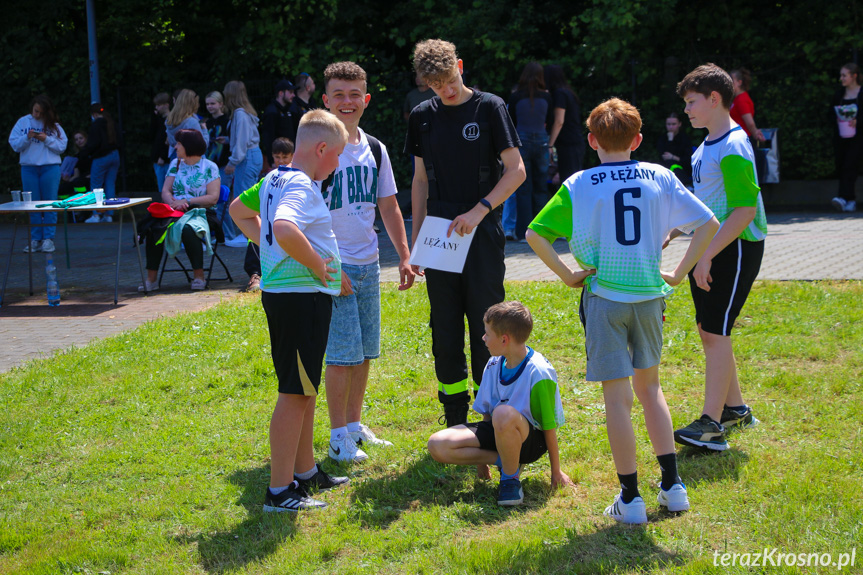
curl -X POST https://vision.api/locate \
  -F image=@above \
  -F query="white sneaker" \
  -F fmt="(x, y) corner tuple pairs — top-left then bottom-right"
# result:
(224, 235), (249, 248)
(845, 200), (857, 212)
(23, 240), (41, 253)
(101, 215), (113, 223)
(328, 434), (368, 462)
(657, 483), (690, 512)
(350, 424), (393, 447)
(137, 280), (159, 293)
(40, 239), (55, 253)
(190, 278), (207, 290)
(604, 493), (647, 524)
(84, 213), (101, 224)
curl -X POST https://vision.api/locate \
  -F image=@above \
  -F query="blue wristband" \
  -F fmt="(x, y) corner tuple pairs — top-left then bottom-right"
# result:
(479, 198), (493, 212)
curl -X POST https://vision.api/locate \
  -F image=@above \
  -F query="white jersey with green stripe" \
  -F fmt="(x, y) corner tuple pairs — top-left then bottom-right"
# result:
(529, 160), (714, 303)
(252, 167), (341, 294)
(691, 126), (767, 241)
(473, 348), (564, 431)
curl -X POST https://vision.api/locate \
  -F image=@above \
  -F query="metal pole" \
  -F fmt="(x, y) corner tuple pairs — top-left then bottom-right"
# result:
(86, 0), (101, 104)
(117, 87), (127, 194)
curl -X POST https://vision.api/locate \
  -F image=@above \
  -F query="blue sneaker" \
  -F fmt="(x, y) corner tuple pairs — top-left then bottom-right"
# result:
(497, 477), (524, 506)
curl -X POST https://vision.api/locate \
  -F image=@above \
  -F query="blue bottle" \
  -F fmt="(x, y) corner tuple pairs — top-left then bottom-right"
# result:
(46, 254), (60, 306)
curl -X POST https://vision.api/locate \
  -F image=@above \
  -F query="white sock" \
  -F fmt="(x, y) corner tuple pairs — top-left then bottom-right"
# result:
(295, 465), (318, 481)
(347, 421), (361, 434)
(269, 480), (297, 495)
(330, 427), (348, 443)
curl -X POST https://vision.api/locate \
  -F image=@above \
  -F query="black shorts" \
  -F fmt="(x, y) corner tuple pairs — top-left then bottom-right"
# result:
(261, 291), (332, 395)
(689, 238), (764, 336)
(465, 420), (548, 465)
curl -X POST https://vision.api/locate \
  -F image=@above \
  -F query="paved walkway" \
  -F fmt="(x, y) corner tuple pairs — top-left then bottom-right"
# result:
(1, 210), (860, 372)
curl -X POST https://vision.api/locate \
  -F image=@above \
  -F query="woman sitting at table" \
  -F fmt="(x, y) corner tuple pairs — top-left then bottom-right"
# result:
(59, 130), (92, 199)
(139, 129), (220, 292)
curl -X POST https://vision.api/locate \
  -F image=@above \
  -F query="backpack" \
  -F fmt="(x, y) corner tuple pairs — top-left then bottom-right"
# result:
(321, 133), (382, 193)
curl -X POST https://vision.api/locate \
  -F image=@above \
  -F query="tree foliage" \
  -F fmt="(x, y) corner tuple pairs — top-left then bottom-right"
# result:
(2, 0), (861, 192)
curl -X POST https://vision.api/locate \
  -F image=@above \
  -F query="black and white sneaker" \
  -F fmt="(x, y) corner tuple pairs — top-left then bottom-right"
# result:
(296, 466), (349, 492)
(263, 482), (327, 513)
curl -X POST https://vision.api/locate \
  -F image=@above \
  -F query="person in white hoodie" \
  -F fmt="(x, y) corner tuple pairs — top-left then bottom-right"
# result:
(8, 94), (68, 253)
(222, 80), (262, 245)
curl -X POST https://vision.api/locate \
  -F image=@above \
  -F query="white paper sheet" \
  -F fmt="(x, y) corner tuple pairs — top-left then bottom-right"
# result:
(409, 216), (475, 273)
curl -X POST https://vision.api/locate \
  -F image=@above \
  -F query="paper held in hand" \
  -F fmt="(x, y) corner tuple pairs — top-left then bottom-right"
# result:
(409, 216), (475, 273)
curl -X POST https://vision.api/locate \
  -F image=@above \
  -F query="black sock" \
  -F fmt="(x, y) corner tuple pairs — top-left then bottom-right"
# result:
(657, 453), (681, 491)
(725, 404), (746, 412)
(617, 472), (640, 503)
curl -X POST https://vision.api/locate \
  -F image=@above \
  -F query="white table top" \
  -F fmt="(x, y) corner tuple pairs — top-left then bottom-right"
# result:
(0, 197), (152, 213)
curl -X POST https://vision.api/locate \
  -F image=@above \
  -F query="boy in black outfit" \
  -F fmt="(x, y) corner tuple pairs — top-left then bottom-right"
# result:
(404, 38), (526, 427)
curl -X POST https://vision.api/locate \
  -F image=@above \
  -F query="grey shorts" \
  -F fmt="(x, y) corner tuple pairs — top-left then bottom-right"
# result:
(578, 289), (665, 382)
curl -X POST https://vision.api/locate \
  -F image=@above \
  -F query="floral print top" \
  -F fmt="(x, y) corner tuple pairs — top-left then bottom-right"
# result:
(167, 157), (220, 200)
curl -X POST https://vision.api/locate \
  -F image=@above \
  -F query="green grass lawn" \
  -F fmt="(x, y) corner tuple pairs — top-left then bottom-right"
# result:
(1, 281), (861, 574)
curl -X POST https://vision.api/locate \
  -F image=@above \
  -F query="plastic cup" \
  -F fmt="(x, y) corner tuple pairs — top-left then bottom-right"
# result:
(22, 191), (32, 202)
(93, 188), (104, 205)
(11, 190), (21, 203)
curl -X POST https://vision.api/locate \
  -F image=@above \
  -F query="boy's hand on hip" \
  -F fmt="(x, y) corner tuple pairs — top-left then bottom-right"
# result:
(564, 268), (594, 289)
(314, 256), (336, 286)
(660, 269), (683, 286)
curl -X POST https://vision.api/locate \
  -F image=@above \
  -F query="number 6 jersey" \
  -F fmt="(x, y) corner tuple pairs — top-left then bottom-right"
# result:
(528, 160), (713, 303)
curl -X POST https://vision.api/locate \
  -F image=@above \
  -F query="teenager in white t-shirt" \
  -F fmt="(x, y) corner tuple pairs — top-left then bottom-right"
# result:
(319, 62), (415, 463)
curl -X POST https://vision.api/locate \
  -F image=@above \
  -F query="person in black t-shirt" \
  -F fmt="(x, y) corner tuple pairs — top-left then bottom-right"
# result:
(404, 39), (525, 428)
(288, 73), (316, 143)
(260, 79), (296, 172)
(544, 65), (585, 182)
(656, 112), (693, 187)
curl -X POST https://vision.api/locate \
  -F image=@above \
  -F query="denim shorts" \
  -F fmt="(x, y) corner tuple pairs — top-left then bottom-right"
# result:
(325, 262), (381, 365)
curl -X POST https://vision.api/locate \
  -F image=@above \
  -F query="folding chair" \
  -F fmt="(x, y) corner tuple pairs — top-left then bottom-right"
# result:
(157, 184), (234, 289)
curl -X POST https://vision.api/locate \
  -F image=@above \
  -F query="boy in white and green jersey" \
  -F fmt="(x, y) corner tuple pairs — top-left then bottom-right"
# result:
(229, 110), (350, 514)
(672, 64), (767, 453)
(427, 301), (574, 507)
(527, 98), (719, 524)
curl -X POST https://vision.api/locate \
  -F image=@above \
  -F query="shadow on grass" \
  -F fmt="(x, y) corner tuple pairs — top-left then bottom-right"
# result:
(677, 445), (750, 487)
(346, 452), (552, 529)
(175, 465), (299, 574)
(502, 522), (686, 574)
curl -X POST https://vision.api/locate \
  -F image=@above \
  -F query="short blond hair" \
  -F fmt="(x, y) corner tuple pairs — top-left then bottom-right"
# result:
(413, 39), (459, 84)
(296, 110), (349, 151)
(586, 98), (642, 153)
(484, 301), (533, 344)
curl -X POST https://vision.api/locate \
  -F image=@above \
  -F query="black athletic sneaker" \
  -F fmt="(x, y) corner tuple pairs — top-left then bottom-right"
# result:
(439, 404), (469, 428)
(674, 415), (728, 451)
(263, 483), (327, 513)
(296, 466), (350, 492)
(720, 405), (759, 430)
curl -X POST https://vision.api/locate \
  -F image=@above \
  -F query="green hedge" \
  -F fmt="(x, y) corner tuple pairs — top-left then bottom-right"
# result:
(2, 0), (860, 194)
